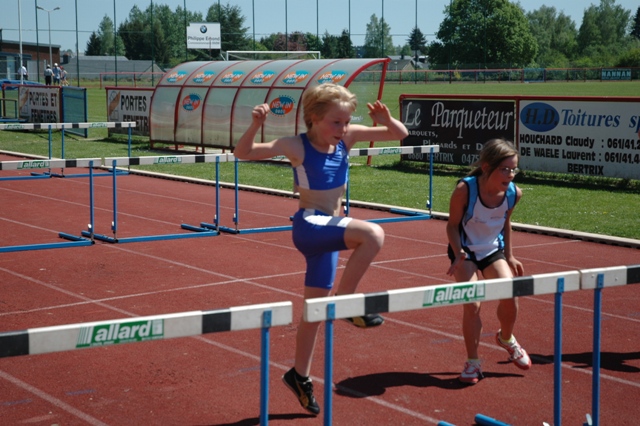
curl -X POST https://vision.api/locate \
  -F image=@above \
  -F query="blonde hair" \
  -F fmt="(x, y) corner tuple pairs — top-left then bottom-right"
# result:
(302, 83), (357, 130)
(468, 138), (518, 177)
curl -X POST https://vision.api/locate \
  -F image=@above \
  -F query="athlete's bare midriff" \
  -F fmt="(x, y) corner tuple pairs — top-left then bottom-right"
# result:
(297, 185), (346, 216)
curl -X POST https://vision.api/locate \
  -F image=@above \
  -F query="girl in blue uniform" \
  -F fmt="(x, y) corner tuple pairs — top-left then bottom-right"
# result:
(446, 138), (531, 385)
(235, 83), (408, 414)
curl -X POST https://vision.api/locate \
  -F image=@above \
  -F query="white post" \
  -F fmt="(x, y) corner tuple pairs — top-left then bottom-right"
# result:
(36, 6), (60, 68)
(47, 12), (52, 67)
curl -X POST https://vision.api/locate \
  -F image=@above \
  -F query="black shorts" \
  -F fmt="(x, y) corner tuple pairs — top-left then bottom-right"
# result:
(447, 245), (506, 272)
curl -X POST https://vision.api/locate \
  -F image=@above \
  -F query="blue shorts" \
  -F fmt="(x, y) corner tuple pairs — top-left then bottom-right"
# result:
(292, 208), (352, 289)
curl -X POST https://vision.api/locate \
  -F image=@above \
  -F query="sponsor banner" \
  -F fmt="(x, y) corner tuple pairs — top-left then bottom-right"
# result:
(518, 100), (640, 180)
(601, 68), (631, 81)
(19, 86), (60, 123)
(187, 22), (221, 49)
(281, 70), (309, 85)
(18, 160), (50, 169)
(268, 95), (295, 117)
(423, 283), (485, 307)
(106, 88), (153, 136)
(400, 99), (516, 165)
(154, 156), (182, 164)
(76, 319), (164, 348)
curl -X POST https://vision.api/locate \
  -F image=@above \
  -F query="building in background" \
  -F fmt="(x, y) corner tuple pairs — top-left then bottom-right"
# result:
(0, 30), (60, 81)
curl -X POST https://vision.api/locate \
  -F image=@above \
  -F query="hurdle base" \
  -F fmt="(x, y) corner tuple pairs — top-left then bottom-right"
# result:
(366, 213), (431, 224)
(181, 223), (220, 234)
(59, 232), (93, 242)
(219, 225), (292, 234)
(49, 171), (128, 179)
(218, 226), (240, 234)
(0, 174), (50, 181)
(0, 239), (93, 253)
(80, 231), (117, 243)
(475, 413), (511, 426)
(82, 229), (218, 243)
(198, 221), (220, 231)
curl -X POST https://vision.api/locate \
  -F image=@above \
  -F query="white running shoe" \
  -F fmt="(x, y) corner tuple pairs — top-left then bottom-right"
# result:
(459, 360), (483, 384)
(496, 330), (532, 370)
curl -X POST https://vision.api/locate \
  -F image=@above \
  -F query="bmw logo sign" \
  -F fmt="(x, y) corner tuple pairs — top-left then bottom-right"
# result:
(200, 25), (207, 34)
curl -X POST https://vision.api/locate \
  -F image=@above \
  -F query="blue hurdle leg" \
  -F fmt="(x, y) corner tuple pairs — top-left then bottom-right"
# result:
(260, 310), (272, 426)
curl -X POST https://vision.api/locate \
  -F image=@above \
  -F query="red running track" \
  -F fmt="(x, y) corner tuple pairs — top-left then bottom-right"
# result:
(1, 158), (639, 425)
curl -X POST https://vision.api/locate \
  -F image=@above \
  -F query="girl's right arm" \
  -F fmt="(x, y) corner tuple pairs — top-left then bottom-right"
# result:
(234, 104), (298, 161)
(446, 181), (468, 276)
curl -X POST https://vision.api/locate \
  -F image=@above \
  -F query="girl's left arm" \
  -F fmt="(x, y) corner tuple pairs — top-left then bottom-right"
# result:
(344, 101), (409, 148)
(504, 186), (524, 277)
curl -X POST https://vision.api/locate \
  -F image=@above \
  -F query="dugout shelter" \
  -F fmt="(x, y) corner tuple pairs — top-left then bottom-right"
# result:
(149, 58), (390, 150)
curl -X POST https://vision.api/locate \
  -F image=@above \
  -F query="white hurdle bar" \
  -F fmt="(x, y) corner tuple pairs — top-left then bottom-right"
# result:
(0, 121), (137, 131)
(0, 157), (102, 185)
(0, 301), (293, 426)
(104, 153), (232, 167)
(304, 272), (582, 426)
(348, 144), (440, 158)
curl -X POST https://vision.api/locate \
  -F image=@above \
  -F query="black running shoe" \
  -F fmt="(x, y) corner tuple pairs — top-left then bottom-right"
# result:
(344, 313), (385, 328)
(282, 368), (320, 415)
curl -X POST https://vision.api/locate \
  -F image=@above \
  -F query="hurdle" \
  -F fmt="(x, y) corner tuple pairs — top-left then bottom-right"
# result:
(218, 156), (295, 234)
(218, 144), (439, 234)
(0, 301), (292, 426)
(0, 121), (136, 178)
(304, 264), (640, 426)
(304, 271), (582, 426)
(73, 153), (229, 243)
(579, 265), (640, 426)
(344, 145), (439, 223)
(0, 158), (101, 253)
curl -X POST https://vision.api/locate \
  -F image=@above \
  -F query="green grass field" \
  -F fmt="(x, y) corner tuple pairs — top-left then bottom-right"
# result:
(1, 81), (639, 240)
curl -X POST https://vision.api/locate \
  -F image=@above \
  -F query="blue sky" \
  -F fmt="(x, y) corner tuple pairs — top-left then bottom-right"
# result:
(3, 0), (638, 53)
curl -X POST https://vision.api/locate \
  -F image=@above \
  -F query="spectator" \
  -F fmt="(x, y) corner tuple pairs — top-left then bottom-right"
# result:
(44, 64), (53, 85)
(52, 63), (61, 85)
(60, 67), (68, 86)
(19, 63), (28, 81)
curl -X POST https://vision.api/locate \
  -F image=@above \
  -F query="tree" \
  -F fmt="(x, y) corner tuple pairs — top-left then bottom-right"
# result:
(407, 27), (427, 60)
(577, 0), (632, 55)
(118, 6), (147, 60)
(428, 0), (538, 68)
(363, 14), (394, 58)
(85, 32), (102, 56)
(399, 44), (413, 58)
(96, 15), (125, 56)
(527, 6), (578, 66)
(632, 7), (640, 39)
(616, 47), (640, 66)
(205, 3), (253, 52)
(336, 30), (354, 58)
(304, 33), (323, 53)
(321, 31), (339, 58)
(119, 3), (204, 65)
(259, 34), (279, 51)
